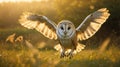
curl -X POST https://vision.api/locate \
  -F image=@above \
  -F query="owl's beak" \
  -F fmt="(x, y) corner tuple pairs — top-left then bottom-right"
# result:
(64, 31), (67, 35)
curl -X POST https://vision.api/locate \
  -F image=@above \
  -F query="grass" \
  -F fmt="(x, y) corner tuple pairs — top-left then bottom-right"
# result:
(0, 28), (120, 67)
(0, 42), (120, 67)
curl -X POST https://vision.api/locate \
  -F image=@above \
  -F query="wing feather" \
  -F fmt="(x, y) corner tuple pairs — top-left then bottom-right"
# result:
(19, 12), (57, 40)
(76, 8), (110, 40)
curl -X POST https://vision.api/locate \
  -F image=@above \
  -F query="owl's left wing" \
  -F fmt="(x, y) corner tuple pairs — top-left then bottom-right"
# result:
(76, 8), (110, 41)
(19, 12), (57, 40)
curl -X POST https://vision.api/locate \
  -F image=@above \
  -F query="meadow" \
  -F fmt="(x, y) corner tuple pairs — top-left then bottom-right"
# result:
(0, 0), (120, 67)
(0, 28), (120, 67)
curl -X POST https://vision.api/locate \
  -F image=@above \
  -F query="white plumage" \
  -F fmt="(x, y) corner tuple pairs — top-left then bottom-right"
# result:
(19, 8), (110, 59)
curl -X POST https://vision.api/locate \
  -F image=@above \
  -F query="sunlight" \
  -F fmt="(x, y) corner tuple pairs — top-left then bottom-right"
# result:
(0, 0), (48, 3)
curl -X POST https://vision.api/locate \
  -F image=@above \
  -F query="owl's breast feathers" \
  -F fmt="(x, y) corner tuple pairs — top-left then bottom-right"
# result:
(56, 32), (85, 54)
(58, 32), (77, 49)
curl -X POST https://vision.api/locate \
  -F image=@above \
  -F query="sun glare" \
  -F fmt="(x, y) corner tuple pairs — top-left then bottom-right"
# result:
(0, 0), (48, 3)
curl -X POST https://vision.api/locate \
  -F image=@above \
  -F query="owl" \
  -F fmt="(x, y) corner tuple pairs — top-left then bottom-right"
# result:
(19, 8), (110, 59)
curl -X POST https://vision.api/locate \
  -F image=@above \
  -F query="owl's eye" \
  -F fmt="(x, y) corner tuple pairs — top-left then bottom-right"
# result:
(61, 26), (64, 30)
(68, 27), (71, 30)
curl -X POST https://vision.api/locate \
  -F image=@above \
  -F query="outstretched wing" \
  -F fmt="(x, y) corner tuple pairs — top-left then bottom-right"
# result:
(76, 8), (110, 40)
(19, 12), (57, 40)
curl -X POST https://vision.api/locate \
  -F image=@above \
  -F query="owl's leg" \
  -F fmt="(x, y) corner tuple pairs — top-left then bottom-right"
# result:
(60, 48), (66, 58)
(68, 49), (74, 59)
(67, 46), (76, 59)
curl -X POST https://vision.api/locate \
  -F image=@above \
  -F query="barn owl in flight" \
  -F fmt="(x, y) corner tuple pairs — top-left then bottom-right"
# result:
(19, 8), (110, 59)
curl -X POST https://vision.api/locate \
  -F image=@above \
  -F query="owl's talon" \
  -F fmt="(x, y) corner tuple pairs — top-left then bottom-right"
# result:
(68, 50), (74, 59)
(60, 52), (66, 58)
(69, 54), (73, 59)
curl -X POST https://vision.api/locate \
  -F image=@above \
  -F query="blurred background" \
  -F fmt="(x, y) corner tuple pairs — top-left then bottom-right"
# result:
(0, 0), (120, 67)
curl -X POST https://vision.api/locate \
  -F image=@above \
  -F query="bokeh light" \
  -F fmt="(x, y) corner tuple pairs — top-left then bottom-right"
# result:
(0, 0), (48, 3)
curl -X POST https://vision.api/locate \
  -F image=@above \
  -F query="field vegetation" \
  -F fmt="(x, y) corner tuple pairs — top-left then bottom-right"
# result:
(0, 0), (120, 67)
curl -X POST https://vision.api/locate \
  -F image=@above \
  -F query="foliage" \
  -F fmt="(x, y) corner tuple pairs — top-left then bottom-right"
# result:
(0, 0), (120, 30)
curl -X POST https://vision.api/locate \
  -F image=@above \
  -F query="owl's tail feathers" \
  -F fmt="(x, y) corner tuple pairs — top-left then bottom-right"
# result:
(54, 44), (62, 52)
(54, 43), (85, 55)
(73, 43), (85, 54)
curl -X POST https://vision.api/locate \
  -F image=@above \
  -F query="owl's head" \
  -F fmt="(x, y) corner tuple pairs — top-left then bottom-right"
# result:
(57, 20), (76, 38)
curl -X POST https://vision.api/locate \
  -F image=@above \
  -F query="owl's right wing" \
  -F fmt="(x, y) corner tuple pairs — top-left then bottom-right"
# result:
(19, 12), (57, 40)
(76, 8), (110, 41)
